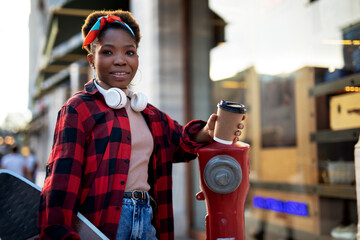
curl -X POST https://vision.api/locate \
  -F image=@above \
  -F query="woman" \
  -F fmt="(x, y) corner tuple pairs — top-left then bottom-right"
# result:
(38, 9), (244, 240)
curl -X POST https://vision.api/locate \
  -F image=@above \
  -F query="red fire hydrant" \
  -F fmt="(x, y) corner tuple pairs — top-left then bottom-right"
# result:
(196, 101), (250, 240)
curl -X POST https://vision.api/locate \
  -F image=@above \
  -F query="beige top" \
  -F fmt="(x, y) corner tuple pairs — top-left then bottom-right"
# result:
(124, 100), (153, 191)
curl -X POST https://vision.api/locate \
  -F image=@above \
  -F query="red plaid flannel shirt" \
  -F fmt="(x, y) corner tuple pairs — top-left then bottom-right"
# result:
(38, 80), (208, 240)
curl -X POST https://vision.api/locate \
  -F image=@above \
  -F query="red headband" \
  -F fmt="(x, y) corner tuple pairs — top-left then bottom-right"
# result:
(82, 15), (135, 48)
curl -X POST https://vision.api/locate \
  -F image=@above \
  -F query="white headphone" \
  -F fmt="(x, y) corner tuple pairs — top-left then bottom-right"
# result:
(94, 80), (148, 112)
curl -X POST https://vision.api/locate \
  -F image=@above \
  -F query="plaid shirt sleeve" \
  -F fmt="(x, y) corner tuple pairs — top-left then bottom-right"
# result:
(38, 103), (86, 240)
(146, 106), (209, 164)
(173, 119), (209, 163)
(180, 119), (211, 154)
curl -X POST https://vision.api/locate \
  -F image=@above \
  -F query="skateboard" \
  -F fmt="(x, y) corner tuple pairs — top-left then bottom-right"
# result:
(0, 169), (109, 240)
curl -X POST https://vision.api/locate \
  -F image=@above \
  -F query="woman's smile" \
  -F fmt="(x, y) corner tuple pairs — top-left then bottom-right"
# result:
(111, 71), (130, 79)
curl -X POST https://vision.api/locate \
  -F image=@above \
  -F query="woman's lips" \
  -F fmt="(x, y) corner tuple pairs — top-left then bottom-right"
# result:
(111, 72), (129, 78)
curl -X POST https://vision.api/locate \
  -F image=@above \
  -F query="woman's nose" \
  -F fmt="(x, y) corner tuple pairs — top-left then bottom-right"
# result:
(114, 54), (126, 65)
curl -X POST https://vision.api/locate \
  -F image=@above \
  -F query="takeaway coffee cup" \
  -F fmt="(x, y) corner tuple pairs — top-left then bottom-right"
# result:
(214, 100), (246, 145)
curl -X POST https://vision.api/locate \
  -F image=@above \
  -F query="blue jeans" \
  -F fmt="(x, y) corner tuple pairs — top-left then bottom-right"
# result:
(116, 192), (157, 240)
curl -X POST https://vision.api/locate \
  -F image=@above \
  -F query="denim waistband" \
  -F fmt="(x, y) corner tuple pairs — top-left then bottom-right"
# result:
(122, 191), (151, 205)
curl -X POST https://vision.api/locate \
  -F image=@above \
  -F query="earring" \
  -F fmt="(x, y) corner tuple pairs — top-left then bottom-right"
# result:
(92, 67), (98, 81)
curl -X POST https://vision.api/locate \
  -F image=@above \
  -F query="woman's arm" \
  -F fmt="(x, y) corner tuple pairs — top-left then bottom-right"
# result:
(38, 105), (85, 240)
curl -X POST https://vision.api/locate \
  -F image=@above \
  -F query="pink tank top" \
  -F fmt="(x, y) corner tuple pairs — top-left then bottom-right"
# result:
(124, 100), (153, 191)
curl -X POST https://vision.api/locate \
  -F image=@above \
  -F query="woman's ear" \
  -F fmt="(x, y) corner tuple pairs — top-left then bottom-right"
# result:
(87, 54), (94, 68)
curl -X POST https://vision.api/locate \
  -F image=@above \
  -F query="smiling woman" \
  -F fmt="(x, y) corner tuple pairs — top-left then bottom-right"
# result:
(0, 1), (31, 126)
(36, 8), (245, 240)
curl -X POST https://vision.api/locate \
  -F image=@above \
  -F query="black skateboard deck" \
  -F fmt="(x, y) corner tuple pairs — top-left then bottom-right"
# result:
(0, 170), (109, 240)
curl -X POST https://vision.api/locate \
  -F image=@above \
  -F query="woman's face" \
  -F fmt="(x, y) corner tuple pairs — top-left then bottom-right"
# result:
(88, 28), (138, 90)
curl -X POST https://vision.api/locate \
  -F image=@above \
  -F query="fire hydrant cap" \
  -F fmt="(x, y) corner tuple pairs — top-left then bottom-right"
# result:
(204, 155), (242, 194)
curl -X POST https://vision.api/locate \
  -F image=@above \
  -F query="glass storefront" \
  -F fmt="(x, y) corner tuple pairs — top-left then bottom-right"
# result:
(205, 0), (360, 239)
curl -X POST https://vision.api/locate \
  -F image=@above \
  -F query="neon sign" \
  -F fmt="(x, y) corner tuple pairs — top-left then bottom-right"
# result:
(252, 195), (309, 217)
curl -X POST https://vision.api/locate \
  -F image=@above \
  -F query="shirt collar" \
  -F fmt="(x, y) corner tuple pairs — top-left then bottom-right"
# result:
(84, 79), (98, 95)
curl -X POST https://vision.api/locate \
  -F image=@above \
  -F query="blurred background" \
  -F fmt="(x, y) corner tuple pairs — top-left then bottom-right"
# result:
(1, 0), (360, 239)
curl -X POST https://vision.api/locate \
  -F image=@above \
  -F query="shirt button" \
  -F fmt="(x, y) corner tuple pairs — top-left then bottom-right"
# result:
(123, 113), (127, 117)
(127, 136), (131, 140)
(121, 181), (125, 185)
(116, 206), (120, 210)
(109, 232), (114, 237)
(125, 159), (129, 164)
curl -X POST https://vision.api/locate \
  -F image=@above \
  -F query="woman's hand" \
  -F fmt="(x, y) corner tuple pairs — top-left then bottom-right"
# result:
(194, 113), (245, 143)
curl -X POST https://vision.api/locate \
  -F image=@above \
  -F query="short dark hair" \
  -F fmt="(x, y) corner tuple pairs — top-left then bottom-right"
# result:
(11, 145), (18, 153)
(81, 9), (141, 53)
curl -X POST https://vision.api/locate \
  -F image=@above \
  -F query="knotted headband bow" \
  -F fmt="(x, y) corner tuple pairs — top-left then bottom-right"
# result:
(82, 15), (135, 48)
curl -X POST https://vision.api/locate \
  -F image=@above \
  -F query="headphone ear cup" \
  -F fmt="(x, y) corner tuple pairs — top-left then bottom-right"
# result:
(105, 88), (127, 109)
(130, 92), (148, 112)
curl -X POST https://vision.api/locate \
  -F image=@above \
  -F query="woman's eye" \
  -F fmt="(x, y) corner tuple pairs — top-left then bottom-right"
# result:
(126, 50), (136, 56)
(103, 50), (112, 55)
